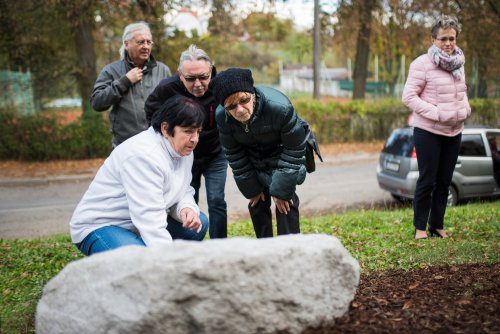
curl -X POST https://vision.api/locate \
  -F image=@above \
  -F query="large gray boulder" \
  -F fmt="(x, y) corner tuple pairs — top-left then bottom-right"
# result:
(36, 234), (359, 334)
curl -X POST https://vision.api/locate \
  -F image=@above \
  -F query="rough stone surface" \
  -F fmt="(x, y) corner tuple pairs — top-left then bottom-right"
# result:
(36, 234), (360, 334)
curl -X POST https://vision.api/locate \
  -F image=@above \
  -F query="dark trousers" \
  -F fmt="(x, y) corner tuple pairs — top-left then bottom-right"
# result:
(248, 188), (300, 238)
(413, 127), (461, 230)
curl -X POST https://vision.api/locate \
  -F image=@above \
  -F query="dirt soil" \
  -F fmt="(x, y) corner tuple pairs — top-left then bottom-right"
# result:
(305, 262), (499, 334)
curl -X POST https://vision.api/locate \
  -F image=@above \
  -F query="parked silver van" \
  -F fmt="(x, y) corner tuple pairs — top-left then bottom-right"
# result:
(376, 126), (500, 206)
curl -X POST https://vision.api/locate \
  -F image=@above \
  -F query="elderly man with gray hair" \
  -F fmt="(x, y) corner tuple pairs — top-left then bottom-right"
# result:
(91, 21), (171, 147)
(145, 44), (228, 239)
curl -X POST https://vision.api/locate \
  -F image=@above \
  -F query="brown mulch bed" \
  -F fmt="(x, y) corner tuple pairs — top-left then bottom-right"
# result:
(305, 262), (500, 333)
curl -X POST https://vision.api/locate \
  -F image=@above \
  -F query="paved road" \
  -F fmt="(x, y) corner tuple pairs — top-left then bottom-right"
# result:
(0, 153), (393, 240)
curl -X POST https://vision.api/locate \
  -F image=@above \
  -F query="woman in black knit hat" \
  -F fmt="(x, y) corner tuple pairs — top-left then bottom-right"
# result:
(209, 68), (308, 238)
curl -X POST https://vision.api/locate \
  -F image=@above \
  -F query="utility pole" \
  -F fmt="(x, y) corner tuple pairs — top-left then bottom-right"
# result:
(313, 0), (320, 100)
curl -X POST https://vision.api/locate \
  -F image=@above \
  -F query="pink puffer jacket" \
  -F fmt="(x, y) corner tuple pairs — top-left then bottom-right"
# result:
(402, 53), (471, 137)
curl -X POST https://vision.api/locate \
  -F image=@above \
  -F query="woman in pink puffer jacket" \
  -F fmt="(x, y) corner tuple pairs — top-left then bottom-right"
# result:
(402, 15), (470, 240)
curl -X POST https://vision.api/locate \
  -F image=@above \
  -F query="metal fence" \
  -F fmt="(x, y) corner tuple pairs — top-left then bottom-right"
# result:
(0, 68), (35, 115)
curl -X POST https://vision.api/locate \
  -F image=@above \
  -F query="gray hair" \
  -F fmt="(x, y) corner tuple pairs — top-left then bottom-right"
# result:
(119, 21), (152, 59)
(177, 44), (213, 71)
(431, 16), (460, 38)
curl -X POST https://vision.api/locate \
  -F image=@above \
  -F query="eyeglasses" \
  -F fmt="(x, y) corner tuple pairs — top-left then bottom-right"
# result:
(135, 39), (154, 46)
(225, 96), (252, 111)
(435, 37), (456, 43)
(180, 72), (211, 82)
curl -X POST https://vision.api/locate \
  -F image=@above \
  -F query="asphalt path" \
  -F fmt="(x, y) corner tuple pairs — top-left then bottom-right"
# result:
(0, 153), (393, 240)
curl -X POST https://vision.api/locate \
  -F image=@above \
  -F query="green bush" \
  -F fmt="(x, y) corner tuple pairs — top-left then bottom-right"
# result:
(294, 98), (410, 142)
(1, 98), (498, 161)
(0, 108), (111, 161)
(293, 98), (499, 143)
(468, 99), (500, 126)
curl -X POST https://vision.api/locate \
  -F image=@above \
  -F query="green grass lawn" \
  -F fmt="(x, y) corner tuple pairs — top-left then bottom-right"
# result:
(1, 202), (499, 333)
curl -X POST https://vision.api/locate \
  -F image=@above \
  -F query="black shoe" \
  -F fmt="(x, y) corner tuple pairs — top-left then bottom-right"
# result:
(428, 227), (445, 238)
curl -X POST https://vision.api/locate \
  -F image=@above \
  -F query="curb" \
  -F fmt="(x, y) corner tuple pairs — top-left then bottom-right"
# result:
(0, 174), (95, 187)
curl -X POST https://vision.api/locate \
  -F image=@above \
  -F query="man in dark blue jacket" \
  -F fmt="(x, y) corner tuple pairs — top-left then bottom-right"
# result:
(210, 68), (307, 238)
(145, 45), (227, 239)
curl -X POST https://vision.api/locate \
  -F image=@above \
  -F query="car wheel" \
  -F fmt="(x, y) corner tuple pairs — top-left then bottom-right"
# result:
(391, 194), (408, 203)
(391, 194), (404, 202)
(447, 186), (458, 207)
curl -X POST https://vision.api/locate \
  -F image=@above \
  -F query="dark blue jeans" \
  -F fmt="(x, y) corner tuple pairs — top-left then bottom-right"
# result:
(413, 127), (461, 230)
(76, 212), (209, 256)
(248, 188), (300, 238)
(191, 150), (228, 239)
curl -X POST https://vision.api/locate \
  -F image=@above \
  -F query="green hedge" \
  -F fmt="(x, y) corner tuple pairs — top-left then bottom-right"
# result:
(0, 108), (111, 161)
(1, 99), (498, 161)
(294, 98), (500, 143)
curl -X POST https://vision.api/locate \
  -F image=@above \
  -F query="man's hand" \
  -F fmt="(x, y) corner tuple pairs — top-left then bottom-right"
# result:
(180, 208), (202, 233)
(126, 67), (143, 84)
(272, 196), (293, 215)
(249, 192), (265, 207)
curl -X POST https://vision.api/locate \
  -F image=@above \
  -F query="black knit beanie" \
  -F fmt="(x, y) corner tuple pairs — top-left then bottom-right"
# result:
(209, 68), (255, 106)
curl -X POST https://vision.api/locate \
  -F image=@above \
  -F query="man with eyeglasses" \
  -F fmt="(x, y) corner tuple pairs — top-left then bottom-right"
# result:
(209, 68), (308, 239)
(145, 44), (228, 239)
(91, 21), (171, 148)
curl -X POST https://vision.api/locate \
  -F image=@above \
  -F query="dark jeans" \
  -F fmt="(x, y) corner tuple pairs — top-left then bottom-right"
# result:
(191, 150), (228, 239)
(413, 127), (461, 230)
(248, 188), (300, 238)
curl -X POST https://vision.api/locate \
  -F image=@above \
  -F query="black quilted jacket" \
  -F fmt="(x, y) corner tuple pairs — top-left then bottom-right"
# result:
(215, 86), (307, 200)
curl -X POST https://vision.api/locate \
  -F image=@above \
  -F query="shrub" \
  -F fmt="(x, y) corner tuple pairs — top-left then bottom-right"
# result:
(0, 107), (111, 160)
(468, 99), (500, 126)
(1, 98), (498, 161)
(293, 98), (499, 143)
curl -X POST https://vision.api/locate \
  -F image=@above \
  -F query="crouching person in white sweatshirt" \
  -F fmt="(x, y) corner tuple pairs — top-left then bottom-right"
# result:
(70, 95), (208, 255)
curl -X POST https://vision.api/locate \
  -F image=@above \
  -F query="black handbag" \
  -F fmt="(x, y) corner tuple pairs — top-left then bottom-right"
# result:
(302, 120), (323, 173)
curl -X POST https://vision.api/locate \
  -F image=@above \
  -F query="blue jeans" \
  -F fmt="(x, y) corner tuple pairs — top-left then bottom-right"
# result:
(413, 127), (461, 230)
(191, 150), (228, 238)
(76, 212), (209, 256)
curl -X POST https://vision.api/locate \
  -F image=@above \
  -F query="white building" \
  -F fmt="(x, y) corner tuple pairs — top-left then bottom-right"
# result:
(279, 64), (350, 97)
(165, 9), (205, 38)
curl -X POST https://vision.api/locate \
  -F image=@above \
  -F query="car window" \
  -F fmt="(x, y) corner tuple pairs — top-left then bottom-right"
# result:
(383, 130), (414, 157)
(486, 132), (500, 155)
(460, 134), (486, 157)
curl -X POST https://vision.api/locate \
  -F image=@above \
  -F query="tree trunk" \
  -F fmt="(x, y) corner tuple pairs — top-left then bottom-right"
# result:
(136, 0), (163, 54)
(352, 0), (377, 100)
(477, 60), (488, 98)
(73, 19), (97, 114)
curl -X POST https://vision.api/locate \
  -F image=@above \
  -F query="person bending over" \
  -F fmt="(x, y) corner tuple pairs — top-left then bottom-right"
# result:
(209, 68), (308, 238)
